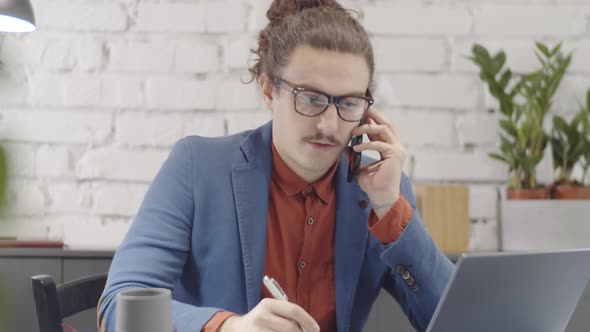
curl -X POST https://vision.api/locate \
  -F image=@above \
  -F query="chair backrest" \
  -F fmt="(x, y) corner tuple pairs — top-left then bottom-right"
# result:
(32, 273), (108, 332)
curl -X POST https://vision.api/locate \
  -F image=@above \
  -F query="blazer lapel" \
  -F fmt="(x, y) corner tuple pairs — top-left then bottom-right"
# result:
(334, 153), (371, 332)
(230, 122), (371, 328)
(231, 122), (273, 311)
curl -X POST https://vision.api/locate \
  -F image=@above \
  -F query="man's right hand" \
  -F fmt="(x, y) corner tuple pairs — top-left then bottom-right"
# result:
(218, 298), (320, 332)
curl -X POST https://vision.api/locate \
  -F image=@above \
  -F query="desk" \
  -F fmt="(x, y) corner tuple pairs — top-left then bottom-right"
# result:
(0, 250), (491, 332)
(1, 248), (445, 332)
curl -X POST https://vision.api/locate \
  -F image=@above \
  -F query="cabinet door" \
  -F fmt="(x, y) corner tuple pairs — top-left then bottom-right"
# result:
(0, 257), (62, 332)
(63, 258), (112, 281)
(62, 258), (112, 332)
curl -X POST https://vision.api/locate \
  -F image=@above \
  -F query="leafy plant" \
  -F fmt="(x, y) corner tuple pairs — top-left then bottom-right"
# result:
(469, 45), (524, 189)
(578, 89), (590, 186)
(551, 109), (589, 185)
(469, 42), (572, 190)
(0, 145), (6, 212)
(0, 147), (5, 331)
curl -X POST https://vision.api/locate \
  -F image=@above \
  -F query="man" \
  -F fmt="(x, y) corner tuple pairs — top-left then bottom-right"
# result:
(99, 3), (453, 332)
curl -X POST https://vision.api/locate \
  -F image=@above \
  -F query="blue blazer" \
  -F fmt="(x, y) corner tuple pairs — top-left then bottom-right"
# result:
(99, 122), (453, 332)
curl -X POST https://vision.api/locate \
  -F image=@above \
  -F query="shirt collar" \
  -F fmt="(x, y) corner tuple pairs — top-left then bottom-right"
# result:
(271, 143), (338, 204)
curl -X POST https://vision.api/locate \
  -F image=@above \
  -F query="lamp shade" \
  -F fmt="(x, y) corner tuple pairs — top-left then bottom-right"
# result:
(0, 0), (36, 32)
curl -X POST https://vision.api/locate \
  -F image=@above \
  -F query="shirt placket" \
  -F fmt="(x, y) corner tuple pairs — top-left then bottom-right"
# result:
(297, 185), (316, 311)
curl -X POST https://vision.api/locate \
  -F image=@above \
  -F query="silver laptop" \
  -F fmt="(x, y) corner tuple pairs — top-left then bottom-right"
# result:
(426, 249), (590, 332)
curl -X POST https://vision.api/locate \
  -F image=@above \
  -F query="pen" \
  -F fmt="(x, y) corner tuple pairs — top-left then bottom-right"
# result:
(263, 275), (308, 332)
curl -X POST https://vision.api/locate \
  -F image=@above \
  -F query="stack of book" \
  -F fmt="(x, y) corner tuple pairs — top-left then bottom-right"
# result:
(0, 237), (64, 248)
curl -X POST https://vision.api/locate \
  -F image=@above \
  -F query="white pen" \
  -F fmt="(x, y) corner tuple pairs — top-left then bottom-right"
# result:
(263, 275), (309, 332)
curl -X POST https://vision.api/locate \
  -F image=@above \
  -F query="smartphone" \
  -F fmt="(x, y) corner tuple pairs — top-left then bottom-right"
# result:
(347, 117), (365, 183)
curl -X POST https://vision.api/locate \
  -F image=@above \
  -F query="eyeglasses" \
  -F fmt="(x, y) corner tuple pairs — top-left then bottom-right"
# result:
(275, 77), (374, 122)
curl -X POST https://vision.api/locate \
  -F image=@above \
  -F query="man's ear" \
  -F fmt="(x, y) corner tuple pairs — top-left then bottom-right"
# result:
(258, 73), (275, 111)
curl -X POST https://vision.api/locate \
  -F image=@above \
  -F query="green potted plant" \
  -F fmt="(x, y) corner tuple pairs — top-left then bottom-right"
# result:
(469, 42), (571, 199)
(550, 89), (590, 199)
(581, 92), (590, 188)
(0, 146), (5, 329)
(471, 43), (590, 251)
(0, 145), (6, 212)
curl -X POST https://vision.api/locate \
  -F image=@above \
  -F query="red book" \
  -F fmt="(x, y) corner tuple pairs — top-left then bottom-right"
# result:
(0, 239), (64, 248)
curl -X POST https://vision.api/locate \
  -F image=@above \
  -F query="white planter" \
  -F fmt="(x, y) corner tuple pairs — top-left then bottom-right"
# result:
(500, 189), (590, 251)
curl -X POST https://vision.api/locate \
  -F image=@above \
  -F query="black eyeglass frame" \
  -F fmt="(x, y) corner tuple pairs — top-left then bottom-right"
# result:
(274, 77), (374, 122)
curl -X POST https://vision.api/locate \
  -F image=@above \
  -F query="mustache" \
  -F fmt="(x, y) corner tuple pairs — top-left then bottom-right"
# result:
(303, 132), (343, 146)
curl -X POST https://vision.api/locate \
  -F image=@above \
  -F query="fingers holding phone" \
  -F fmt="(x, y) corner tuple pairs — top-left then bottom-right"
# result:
(349, 109), (406, 217)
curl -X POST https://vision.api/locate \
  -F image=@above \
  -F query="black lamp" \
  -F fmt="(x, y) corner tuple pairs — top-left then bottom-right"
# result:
(0, 0), (36, 32)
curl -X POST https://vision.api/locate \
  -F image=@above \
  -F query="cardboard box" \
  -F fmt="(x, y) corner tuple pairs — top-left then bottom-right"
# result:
(415, 185), (469, 254)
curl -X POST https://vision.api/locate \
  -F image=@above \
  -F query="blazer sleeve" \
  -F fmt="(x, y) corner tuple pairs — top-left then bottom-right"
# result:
(98, 137), (225, 332)
(377, 173), (454, 332)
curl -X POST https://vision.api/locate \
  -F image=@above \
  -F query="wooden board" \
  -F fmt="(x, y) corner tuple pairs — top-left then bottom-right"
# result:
(415, 186), (469, 254)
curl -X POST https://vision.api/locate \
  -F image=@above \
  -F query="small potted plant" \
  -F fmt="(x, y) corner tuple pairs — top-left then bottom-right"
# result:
(469, 42), (571, 199)
(470, 42), (590, 251)
(0, 144), (6, 329)
(0, 145), (6, 213)
(581, 96), (590, 188)
(550, 89), (590, 199)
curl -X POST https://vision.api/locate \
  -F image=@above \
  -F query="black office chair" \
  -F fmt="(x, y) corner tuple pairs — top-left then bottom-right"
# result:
(31, 273), (108, 332)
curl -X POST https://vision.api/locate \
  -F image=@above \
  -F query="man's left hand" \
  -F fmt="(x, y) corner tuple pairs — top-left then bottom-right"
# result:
(351, 109), (406, 219)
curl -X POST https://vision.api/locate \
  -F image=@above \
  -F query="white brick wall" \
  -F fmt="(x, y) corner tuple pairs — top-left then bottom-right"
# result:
(5, 179), (46, 216)
(372, 38), (447, 72)
(76, 148), (168, 182)
(0, 71), (28, 104)
(1, 0), (589, 250)
(381, 74), (481, 109)
(47, 182), (92, 214)
(100, 75), (143, 108)
(93, 182), (149, 216)
(3, 143), (35, 177)
(107, 40), (176, 73)
(41, 37), (104, 71)
(0, 109), (112, 144)
(36, 145), (72, 178)
(115, 112), (184, 147)
(146, 78), (215, 110)
(381, 109), (457, 147)
(205, 2), (247, 33)
(134, 3), (206, 33)
(362, 6), (471, 35)
(35, 1), (128, 31)
(473, 6), (587, 37)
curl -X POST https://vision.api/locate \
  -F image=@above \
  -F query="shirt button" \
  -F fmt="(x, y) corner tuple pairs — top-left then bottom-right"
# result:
(306, 186), (313, 193)
(299, 261), (306, 269)
(307, 217), (315, 225)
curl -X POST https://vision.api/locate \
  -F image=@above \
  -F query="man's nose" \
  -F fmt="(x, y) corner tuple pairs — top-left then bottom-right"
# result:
(316, 103), (340, 134)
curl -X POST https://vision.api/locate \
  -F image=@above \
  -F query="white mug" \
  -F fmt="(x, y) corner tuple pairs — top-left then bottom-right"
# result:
(115, 288), (174, 332)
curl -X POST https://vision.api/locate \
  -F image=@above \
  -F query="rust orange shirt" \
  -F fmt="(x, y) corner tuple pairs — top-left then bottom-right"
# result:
(203, 145), (413, 332)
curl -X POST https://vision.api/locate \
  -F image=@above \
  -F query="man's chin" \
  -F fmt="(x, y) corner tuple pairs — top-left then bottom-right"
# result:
(302, 154), (341, 171)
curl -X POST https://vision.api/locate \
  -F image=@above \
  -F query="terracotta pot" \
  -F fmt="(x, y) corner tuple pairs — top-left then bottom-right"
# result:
(506, 187), (551, 200)
(551, 184), (590, 199)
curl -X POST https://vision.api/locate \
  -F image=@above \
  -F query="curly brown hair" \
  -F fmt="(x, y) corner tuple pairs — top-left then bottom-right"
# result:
(249, 0), (375, 91)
